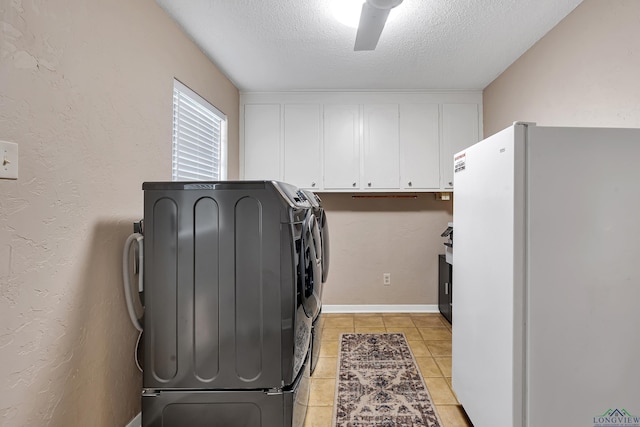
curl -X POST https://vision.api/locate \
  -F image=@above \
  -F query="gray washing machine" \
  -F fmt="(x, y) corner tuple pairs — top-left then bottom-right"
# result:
(300, 190), (330, 375)
(301, 190), (329, 285)
(140, 181), (320, 427)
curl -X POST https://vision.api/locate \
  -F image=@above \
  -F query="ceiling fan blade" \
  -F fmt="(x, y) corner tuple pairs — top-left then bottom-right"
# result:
(354, 2), (391, 51)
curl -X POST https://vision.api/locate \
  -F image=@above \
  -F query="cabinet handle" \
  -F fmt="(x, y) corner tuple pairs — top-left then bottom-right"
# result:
(352, 182), (357, 187)
(311, 182), (316, 187)
(367, 182), (372, 187)
(448, 181), (453, 186)
(408, 181), (412, 187)
(445, 283), (449, 294)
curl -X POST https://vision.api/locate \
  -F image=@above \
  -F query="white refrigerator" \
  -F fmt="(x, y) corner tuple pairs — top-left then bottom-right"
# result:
(452, 123), (640, 427)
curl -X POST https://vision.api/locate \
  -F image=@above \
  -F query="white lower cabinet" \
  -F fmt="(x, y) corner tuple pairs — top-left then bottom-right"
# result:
(363, 104), (400, 190)
(283, 104), (321, 190)
(400, 104), (440, 190)
(323, 105), (360, 190)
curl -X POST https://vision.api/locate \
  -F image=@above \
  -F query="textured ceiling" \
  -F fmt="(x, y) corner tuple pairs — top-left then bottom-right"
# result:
(155, 0), (583, 91)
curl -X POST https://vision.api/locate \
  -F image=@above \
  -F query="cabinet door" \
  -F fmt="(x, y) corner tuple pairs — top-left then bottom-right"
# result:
(363, 104), (400, 190)
(243, 104), (281, 181)
(323, 105), (360, 190)
(441, 104), (479, 189)
(283, 104), (321, 189)
(399, 104), (440, 190)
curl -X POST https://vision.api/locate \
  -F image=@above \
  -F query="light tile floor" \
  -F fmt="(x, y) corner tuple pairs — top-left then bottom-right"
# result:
(303, 313), (473, 427)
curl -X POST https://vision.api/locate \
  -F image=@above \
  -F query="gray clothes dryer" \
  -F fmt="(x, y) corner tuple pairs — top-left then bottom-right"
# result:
(140, 181), (318, 427)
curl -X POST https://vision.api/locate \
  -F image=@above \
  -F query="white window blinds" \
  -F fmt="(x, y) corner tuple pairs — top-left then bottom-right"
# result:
(172, 80), (227, 181)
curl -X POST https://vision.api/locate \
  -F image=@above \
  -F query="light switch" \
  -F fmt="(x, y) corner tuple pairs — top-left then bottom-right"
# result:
(0, 141), (18, 180)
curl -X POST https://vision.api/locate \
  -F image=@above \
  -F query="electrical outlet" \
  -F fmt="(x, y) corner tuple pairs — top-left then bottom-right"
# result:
(0, 141), (18, 180)
(383, 273), (391, 286)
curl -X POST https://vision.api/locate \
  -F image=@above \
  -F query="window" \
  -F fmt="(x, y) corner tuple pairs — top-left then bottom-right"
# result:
(172, 79), (227, 181)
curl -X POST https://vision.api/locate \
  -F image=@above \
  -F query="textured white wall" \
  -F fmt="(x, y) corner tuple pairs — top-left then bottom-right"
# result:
(483, 0), (640, 135)
(0, 0), (238, 425)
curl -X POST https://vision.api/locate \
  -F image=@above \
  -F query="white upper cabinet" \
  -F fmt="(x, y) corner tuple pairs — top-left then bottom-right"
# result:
(399, 104), (440, 190)
(363, 104), (400, 190)
(243, 104), (281, 181)
(283, 104), (322, 189)
(323, 104), (360, 190)
(441, 104), (480, 189)
(241, 92), (482, 192)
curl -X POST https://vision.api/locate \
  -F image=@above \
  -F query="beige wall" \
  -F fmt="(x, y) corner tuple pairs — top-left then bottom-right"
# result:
(484, 0), (640, 136)
(320, 193), (452, 306)
(0, 0), (238, 425)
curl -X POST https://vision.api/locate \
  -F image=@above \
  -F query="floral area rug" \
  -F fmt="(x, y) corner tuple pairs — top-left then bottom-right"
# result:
(333, 333), (442, 427)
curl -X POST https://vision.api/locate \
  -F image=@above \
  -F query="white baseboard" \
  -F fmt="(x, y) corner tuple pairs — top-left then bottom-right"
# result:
(125, 412), (141, 427)
(322, 304), (439, 314)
